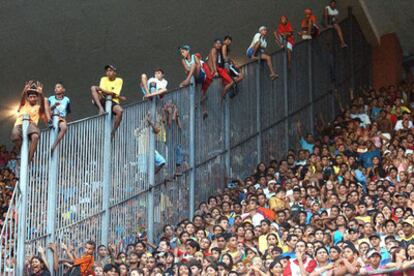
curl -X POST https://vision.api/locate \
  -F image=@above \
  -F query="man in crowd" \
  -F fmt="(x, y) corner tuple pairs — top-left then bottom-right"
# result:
(11, 81), (49, 162)
(206, 38), (234, 100)
(140, 68), (168, 98)
(91, 65), (126, 136)
(48, 82), (71, 152)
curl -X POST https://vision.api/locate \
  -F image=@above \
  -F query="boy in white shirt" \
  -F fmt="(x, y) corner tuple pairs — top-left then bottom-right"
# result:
(140, 68), (168, 98)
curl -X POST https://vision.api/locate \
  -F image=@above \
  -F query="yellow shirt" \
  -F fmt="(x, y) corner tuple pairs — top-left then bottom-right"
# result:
(269, 197), (287, 212)
(15, 103), (40, 126)
(99, 76), (123, 104)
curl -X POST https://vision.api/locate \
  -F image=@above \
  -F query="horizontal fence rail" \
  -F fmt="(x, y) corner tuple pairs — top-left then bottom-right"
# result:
(1, 13), (373, 274)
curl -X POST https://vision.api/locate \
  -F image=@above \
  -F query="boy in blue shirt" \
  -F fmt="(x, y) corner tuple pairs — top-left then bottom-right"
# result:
(48, 82), (71, 152)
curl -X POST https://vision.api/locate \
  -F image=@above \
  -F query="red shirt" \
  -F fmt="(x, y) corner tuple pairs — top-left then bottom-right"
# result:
(277, 22), (295, 45)
(283, 257), (317, 276)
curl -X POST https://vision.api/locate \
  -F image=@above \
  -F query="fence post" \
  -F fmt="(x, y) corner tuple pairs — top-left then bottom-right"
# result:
(101, 96), (112, 246)
(224, 92), (231, 179)
(283, 50), (290, 150)
(147, 97), (156, 243)
(308, 41), (314, 135)
(46, 113), (60, 274)
(16, 114), (30, 275)
(188, 77), (196, 219)
(348, 7), (355, 92)
(256, 56), (262, 163)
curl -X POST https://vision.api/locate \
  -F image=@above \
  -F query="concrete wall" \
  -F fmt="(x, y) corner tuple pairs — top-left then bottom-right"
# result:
(372, 33), (403, 89)
(0, 0), (351, 144)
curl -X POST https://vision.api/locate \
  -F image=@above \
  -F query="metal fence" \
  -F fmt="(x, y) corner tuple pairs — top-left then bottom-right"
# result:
(1, 12), (372, 275)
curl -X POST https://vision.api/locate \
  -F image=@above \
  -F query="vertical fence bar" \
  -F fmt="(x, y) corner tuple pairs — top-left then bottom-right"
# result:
(224, 95), (231, 178)
(348, 7), (355, 90)
(16, 114), (30, 275)
(101, 96), (112, 245)
(308, 42), (314, 135)
(256, 57), (262, 162)
(46, 114), (59, 274)
(283, 51), (290, 149)
(189, 78), (196, 219)
(147, 98), (156, 243)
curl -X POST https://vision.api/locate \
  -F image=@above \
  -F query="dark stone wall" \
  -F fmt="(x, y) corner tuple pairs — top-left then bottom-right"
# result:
(0, 0), (338, 143)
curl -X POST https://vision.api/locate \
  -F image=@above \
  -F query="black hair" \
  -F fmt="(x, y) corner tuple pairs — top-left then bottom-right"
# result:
(103, 263), (120, 273)
(224, 35), (233, 41)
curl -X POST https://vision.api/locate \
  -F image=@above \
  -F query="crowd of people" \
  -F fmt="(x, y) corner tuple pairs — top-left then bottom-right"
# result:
(23, 83), (414, 276)
(7, 1), (414, 275)
(23, 80), (414, 276)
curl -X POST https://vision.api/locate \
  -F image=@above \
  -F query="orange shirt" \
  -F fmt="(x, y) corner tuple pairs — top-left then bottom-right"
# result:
(74, 255), (95, 276)
(301, 15), (317, 29)
(15, 103), (41, 126)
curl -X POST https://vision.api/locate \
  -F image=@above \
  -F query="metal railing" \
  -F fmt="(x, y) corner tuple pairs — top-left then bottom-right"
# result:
(0, 11), (372, 274)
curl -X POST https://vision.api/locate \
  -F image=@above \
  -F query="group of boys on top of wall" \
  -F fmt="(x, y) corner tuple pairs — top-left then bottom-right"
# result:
(10, 1), (347, 166)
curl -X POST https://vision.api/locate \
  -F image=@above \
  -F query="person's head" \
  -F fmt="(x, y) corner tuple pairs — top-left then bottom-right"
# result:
(329, 246), (341, 261)
(154, 68), (165, 81)
(221, 253), (234, 269)
(158, 240), (171, 252)
(367, 249), (382, 268)
(286, 234), (298, 249)
(304, 8), (313, 18)
(103, 263), (120, 276)
(105, 65), (117, 80)
(213, 38), (223, 50)
(259, 26), (268, 36)
(30, 256), (47, 272)
(223, 35), (232, 46)
(178, 263), (191, 275)
(369, 234), (381, 247)
(189, 260), (203, 275)
(27, 91), (39, 106)
(95, 265), (104, 276)
(280, 15), (288, 24)
(179, 45), (191, 59)
(98, 245), (108, 257)
(129, 252), (139, 264)
(295, 240), (306, 254)
(329, 0), (337, 8)
(54, 82), (65, 97)
(402, 219), (414, 237)
(85, 240), (96, 255)
(185, 239), (201, 255)
(315, 247), (329, 263)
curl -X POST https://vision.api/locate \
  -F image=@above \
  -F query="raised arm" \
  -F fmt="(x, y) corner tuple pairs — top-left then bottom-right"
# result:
(296, 120), (304, 138)
(48, 243), (60, 272)
(37, 245), (51, 272)
(18, 81), (34, 111)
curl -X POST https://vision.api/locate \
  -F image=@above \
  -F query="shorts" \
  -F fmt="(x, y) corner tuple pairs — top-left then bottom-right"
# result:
(279, 37), (293, 51)
(216, 67), (233, 86)
(195, 69), (206, 84)
(246, 47), (255, 58)
(11, 123), (40, 141)
(94, 98), (120, 115)
(155, 150), (166, 167)
(246, 48), (264, 58)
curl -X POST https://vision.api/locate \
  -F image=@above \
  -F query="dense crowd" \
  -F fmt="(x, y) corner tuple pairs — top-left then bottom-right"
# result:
(24, 80), (414, 275)
(3, 1), (413, 275)
(0, 145), (18, 232)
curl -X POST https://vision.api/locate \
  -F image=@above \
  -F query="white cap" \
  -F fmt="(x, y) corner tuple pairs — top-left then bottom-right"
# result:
(259, 26), (267, 32)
